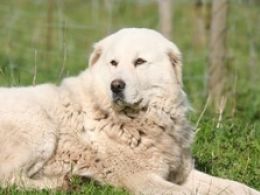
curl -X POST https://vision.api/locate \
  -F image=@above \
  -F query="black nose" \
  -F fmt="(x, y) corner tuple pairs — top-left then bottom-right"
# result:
(111, 79), (126, 93)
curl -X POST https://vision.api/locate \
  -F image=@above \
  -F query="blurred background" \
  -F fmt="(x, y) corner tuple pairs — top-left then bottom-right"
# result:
(0, 0), (259, 191)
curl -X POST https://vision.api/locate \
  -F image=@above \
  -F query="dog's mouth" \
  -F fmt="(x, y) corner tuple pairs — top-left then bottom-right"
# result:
(112, 94), (143, 112)
(112, 92), (125, 103)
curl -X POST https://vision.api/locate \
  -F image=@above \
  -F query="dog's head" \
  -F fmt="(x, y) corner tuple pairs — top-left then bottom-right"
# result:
(89, 28), (183, 112)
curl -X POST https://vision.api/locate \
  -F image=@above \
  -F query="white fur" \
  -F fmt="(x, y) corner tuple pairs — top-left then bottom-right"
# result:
(0, 28), (259, 194)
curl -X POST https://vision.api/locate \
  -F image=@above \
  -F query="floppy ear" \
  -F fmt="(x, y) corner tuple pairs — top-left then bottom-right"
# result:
(89, 44), (102, 66)
(167, 48), (183, 86)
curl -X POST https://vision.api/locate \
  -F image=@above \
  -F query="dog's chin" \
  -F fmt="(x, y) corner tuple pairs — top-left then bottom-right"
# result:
(111, 96), (144, 113)
(112, 98), (126, 111)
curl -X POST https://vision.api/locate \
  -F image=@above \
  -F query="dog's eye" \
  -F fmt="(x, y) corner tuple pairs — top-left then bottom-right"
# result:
(134, 58), (146, 67)
(110, 60), (118, 67)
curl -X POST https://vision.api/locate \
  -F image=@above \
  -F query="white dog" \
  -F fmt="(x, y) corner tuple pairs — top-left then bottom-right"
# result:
(0, 28), (259, 195)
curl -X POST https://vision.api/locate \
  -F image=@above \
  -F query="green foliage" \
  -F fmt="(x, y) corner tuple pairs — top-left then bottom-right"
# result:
(0, 0), (259, 194)
(193, 113), (260, 189)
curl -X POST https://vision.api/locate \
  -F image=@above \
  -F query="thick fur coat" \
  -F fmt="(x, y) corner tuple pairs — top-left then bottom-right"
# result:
(0, 28), (259, 195)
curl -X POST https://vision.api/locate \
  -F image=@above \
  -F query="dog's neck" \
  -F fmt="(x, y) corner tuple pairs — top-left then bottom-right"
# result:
(84, 89), (193, 149)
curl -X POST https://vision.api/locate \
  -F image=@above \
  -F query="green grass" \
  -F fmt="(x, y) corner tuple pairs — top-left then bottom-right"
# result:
(0, 182), (127, 195)
(0, 0), (259, 194)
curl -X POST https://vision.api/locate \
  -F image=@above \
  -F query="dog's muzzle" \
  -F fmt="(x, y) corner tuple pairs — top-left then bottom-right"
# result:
(111, 79), (126, 102)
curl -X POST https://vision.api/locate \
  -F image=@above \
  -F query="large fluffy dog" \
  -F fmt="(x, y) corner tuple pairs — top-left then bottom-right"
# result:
(0, 28), (259, 195)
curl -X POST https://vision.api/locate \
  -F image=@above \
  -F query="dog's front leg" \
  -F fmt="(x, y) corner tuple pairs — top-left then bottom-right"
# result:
(182, 169), (260, 195)
(123, 172), (192, 195)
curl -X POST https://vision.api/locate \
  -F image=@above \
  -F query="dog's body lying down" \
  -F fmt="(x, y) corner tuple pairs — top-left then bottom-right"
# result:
(0, 28), (259, 195)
